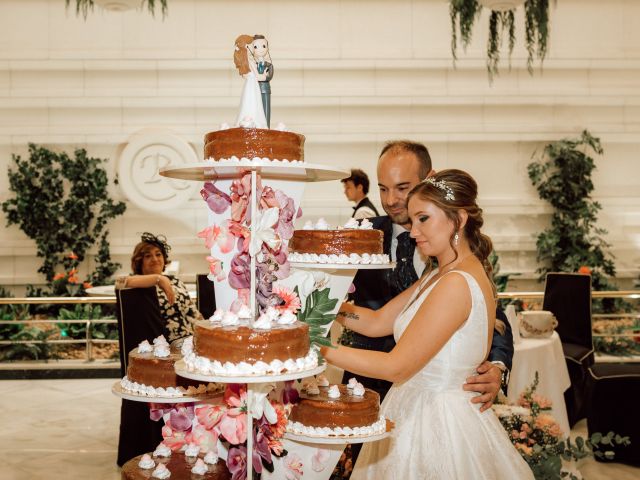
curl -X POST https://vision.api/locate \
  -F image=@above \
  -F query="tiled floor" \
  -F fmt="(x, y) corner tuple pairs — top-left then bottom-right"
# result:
(1, 378), (638, 480)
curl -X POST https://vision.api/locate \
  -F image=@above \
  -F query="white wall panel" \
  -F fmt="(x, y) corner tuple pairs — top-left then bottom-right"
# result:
(0, 0), (638, 290)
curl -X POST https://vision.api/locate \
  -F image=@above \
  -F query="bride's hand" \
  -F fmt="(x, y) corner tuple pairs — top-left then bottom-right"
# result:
(463, 361), (501, 412)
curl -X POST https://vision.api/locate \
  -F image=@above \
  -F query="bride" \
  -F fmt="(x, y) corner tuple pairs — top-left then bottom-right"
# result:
(233, 35), (268, 129)
(323, 169), (534, 479)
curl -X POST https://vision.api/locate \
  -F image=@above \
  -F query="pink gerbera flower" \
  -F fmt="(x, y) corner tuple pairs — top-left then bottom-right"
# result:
(272, 285), (301, 313)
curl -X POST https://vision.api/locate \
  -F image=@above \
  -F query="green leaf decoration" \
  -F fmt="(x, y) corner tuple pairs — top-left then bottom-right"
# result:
(296, 287), (339, 348)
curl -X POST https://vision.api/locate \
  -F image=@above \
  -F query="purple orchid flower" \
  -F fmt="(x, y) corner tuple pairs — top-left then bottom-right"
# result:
(228, 252), (251, 290)
(168, 404), (195, 432)
(227, 445), (247, 480)
(253, 427), (272, 473)
(275, 190), (296, 240)
(200, 182), (231, 214)
(282, 380), (300, 405)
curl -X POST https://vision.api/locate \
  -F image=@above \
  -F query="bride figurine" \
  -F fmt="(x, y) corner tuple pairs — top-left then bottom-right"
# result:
(234, 34), (268, 129)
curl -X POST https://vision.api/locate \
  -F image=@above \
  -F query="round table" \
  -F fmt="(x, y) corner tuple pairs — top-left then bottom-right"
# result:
(507, 331), (571, 436)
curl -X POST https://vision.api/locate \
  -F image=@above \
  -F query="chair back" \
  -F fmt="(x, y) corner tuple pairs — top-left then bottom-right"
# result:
(196, 274), (216, 319)
(542, 272), (593, 350)
(115, 287), (166, 377)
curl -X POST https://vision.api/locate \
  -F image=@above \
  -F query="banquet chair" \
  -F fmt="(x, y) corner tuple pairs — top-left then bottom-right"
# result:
(196, 274), (217, 319)
(586, 363), (640, 466)
(115, 286), (166, 467)
(542, 272), (594, 427)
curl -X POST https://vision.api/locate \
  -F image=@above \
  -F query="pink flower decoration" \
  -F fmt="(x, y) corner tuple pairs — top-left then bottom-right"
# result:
(230, 174), (252, 223)
(196, 404), (226, 430)
(200, 182), (232, 214)
(272, 285), (301, 313)
(229, 252), (251, 290)
(198, 223), (235, 254)
(206, 256), (226, 282)
(167, 404), (195, 432)
(227, 446), (247, 480)
(161, 425), (188, 452)
(275, 190), (296, 240)
(282, 380), (300, 405)
(197, 225), (221, 249)
(219, 411), (247, 444)
(228, 221), (250, 253)
(284, 453), (304, 480)
(189, 425), (219, 454)
(312, 448), (331, 472)
(260, 185), (280, 210)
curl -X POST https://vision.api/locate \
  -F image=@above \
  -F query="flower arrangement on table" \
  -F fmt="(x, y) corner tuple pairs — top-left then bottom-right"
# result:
(493, 372), (630, 480)
(151, 383), (289, 479)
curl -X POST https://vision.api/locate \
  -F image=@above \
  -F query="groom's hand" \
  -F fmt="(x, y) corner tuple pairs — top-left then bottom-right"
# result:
(463, 361), (501, 412)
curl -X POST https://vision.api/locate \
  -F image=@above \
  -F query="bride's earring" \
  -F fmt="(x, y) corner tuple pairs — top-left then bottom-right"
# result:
(454, 232), (459, 246)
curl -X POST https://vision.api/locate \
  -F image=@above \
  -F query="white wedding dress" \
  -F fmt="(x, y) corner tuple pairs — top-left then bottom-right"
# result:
(351, 270), (534, 480)
(235, 70), (267, 129)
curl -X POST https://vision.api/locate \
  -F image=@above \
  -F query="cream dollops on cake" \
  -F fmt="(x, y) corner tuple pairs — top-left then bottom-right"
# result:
(288, 218), (389, 264)
(287, 378), (386, 437)
(121, 336), (221, 397)
(121, 452), (231, 480)
(203, 125), (305, 163)
(181, 306), (318, 376)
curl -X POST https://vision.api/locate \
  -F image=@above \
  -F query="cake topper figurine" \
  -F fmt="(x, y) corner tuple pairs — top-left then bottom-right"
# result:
(250, 34), (274, 128)
(234, 34), (268, 129)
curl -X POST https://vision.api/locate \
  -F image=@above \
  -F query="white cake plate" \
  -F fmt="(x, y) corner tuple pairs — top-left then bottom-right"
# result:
(285, 429), (392, 445)
(290, 262), (395, 270)
(174, 359), (326, 384)
(160, 160), (349, 182)
(111, 382), (224, 404)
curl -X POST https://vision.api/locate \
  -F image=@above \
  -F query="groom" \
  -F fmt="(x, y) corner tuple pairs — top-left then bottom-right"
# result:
(341, 140), (514, 409)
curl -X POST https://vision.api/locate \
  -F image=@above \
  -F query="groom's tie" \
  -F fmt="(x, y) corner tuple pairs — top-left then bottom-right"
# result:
(393, 231), (418, 292)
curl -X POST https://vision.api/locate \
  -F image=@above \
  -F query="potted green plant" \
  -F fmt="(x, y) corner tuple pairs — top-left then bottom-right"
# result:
(67, 0), (168, 18)
(450, 0), (550, 80)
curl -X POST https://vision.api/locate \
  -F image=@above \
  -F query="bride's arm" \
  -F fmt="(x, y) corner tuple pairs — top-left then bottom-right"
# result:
(335, 282), (419, 338)
(323, 273), (471, 383)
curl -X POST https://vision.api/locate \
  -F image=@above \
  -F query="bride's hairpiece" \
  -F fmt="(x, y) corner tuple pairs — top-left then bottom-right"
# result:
(423, 177), (455, 201)
(140, 232), (171, 257)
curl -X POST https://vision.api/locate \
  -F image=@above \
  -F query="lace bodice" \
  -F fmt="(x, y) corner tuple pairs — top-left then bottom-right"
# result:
(393, 270), (489, 392)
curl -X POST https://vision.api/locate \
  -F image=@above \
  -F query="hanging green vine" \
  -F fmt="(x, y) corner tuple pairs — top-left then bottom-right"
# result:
(450, 0), (549, 80)
(66, 0), (168, 19)
(2, 143), (126, 287)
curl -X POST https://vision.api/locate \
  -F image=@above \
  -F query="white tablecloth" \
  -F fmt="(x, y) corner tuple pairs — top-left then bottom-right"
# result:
(507, 331), (571, 436)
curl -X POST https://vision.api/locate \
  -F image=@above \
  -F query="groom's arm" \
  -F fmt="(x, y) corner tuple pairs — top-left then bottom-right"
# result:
(488, 308), (514, 371)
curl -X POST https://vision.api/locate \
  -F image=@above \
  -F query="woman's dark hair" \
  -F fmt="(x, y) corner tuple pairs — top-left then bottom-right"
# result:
(130, 232), (171, 274)
(407, 169), (496, 296)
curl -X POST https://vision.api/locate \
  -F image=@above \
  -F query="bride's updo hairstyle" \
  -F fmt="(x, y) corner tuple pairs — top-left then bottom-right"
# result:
(407, 169), (496, 296)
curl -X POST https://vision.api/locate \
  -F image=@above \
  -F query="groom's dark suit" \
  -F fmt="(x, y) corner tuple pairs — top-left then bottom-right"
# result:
(342, 215), (514, 400)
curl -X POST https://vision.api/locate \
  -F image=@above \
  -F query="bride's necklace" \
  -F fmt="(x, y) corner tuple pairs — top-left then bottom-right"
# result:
(402, 252), (474, 314)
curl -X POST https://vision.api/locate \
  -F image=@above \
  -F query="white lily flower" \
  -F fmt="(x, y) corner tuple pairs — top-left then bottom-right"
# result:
(249, 207), (281, 256)
(248, 383), (277, 423)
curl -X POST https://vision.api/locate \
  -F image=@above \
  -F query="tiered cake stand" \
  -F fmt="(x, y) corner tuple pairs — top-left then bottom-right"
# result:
(152, 160), (393, 479)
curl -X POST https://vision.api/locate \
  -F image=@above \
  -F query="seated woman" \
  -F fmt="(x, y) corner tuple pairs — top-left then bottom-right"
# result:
(116, 232), (202, 341)
(116, 233), (202, 467)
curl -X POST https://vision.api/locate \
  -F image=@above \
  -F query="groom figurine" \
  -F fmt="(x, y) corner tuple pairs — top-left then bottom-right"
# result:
(251, 35), (274, 128)
(342, 140), (514, 406)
